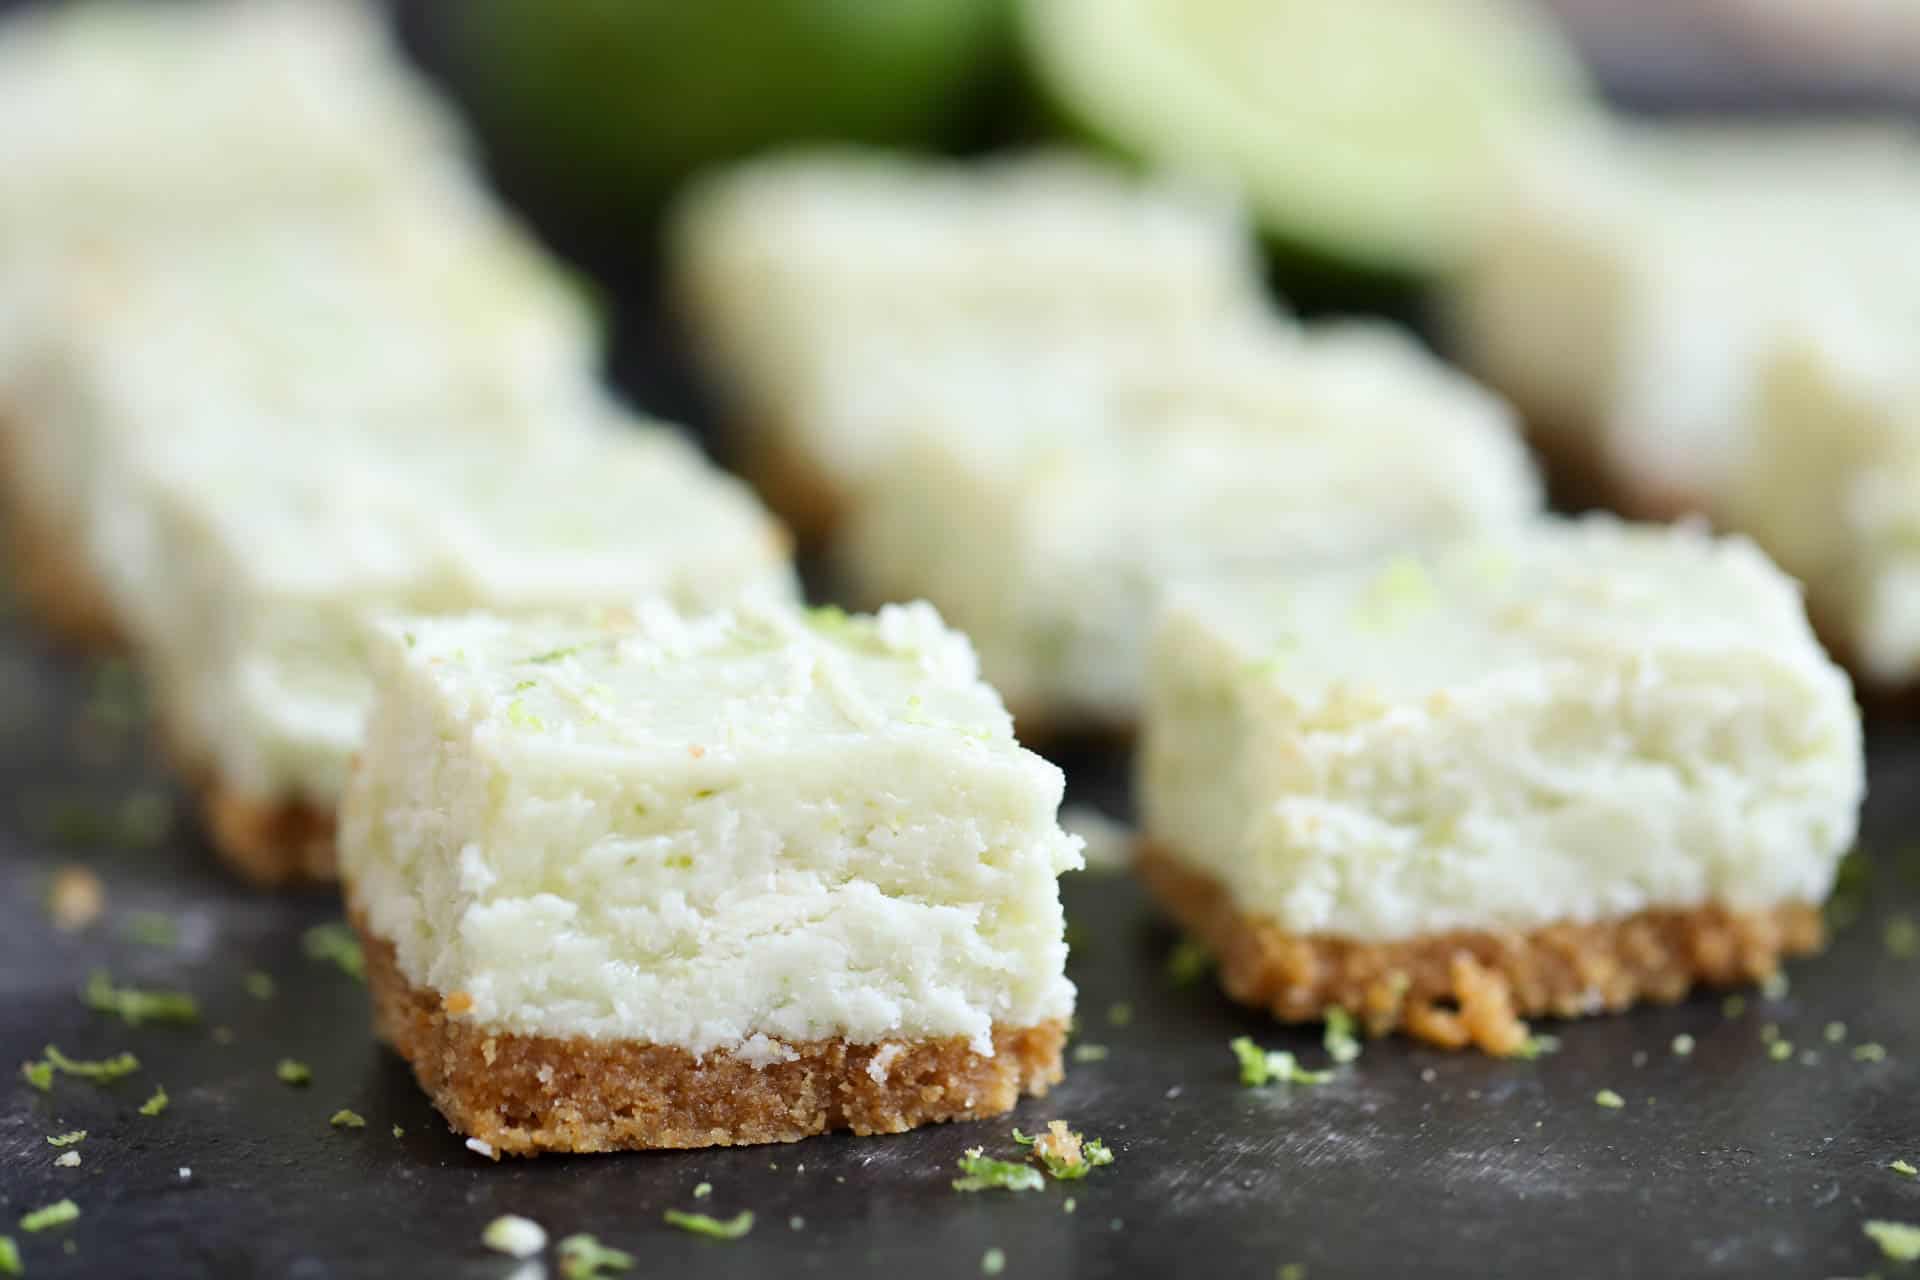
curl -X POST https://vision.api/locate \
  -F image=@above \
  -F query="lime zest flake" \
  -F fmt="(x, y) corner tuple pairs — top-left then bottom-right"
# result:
(122, 911), (178, 949)
(139, 1085), (169, 1116)
(1722, 995), (1747, 1019)
(1892, 1160), (1917, 1178)
(662, 1210), (754, 1240)
(244, 972), (275, 1001)
(953, 1148), (1045, 1193)
(83, 971), (198, 1026)
(46, 1131), (85, 1147)
(0, 1236), (17, 1276)
(19, 1200), (78, 1233)
(1865, 1219), (1920, 1262)
(1323, 1008), (1361, 1065)
(525, 646), (582, 665)
(1510, 1033), (1561, 1061)
(692, 1182), (713, 1199)
(1825, 1021), (1848, 1044)
(1106, 1002), (1134, 1028)
(1671, 1034), (1696, 1057)
(1070, 1043), (1109, 1064)
(20, 1060), (52, 1092)
(482, 1214), (548, 1260)
(1768, 1040), (1794, 1062)
(1167, 939), (1213, 986)
(1886, 914), (1919, 959)
(1230, 1036), (1333, 1087)
(982, 1246), (1008, 1276)
(557, 1233), (635, 1277)
(301, 923), (365, 982)
(329, 1109), (365, 1129)
(1014, 1121), (1114, 1180)
(1854, 1042), (1889, 1063)
(43, 1045), (139, 1084)
(1594, 1089), (1625, 1109)
(276, 1059), (311, 1087)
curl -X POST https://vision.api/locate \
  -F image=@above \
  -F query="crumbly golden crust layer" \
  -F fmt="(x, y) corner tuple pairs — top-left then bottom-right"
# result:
(356, 916), (1067, 1155)
(1139, 840), (1824, 1055)
(0, 414), (125, 649)
(734, 413), (843, 549)
(203, 784), (337, 886)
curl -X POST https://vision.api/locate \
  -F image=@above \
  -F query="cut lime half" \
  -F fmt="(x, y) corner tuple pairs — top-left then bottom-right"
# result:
(1021, 0), (1596, 278)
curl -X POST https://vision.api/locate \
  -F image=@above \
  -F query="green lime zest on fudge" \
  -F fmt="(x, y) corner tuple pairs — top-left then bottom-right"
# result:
(663, 1210), (754, 1240)
(1594, 1089), (1625, 1109)
(1230, 1037), (1332, 1088)
(42, 1046), (140, 1084)
(1071, 1044), (1109, 1064)
(1854, 1042), (1889, 1063)
(83, 972), (198, 1026)
(1014, 1122), (1114, 1180)
(19, 1200), (78, 1233)
(329, 1109), (366, 1129)
(558, 1233), (635, 1277)
(244, 972), (275, 1000)
(139, 1086), (169, 1116)
(954, 1148), (1045, 1193)
(275, 1059), (312, 1087)
(1893, 1160), (1917, 1178)
(0, 1236), (17, 1276)
(1866, 1220), (1920, 1262)
(1887, 914), (1919, 959)
(301, 923), (365, 981)
(46, 1132), (85, 1148)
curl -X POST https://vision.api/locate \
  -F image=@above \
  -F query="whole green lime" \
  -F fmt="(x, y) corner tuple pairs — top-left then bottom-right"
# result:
(445, 0), (1011, 217)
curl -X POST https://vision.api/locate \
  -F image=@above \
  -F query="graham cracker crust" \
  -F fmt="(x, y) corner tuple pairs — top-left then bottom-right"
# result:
(203, 784), (337, 887)
(1139, 840), (1824, 1056)
(356, 916), (1067, 1156)
(0, 414), (125, 649)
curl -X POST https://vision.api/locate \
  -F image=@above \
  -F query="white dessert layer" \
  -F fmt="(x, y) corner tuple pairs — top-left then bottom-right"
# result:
(1725, 313), (1920, 685)
(1447, 120), (1920, 513)
(0, 0), (470, 243)
(0, 183), (606, 589)
(671, 147), (1266, 490)
(836, 322), (1541, 728)
(1141, 517), (1864, 942)
(340, 599), (1081, 1054)
(115, 423), (794, 807)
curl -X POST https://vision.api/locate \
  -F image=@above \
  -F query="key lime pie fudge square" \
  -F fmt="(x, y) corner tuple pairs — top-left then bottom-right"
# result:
(1139, 518), (1863, 1055)
(1722, 311), (1920, 688)
(340, 599), (1079, 1155)
(671, 147), (1263, 535)
(0, 185), (603, 648)
(1448, 121), (1920, 518)
(122, 423), (791, 885)
(837, 323), (1541, 734)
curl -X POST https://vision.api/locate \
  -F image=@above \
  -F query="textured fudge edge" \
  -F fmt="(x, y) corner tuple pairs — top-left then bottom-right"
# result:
(355, 913), (1067, 1156)
(1139, 841), (1823, 1056)
(0, 411), (125, 649)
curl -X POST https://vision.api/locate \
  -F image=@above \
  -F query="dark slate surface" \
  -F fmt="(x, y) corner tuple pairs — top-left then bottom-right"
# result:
(3, 6), (1919, 1277)
(0, 629), (1917, 1280)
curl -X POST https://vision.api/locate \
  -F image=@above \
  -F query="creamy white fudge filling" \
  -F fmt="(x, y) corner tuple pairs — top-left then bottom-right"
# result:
(0, 185), (605, 587)
(1723, 310), (1920, 684)
(118, 423), (793, 807)
(837, 322), (1541, 728)
(671, 147), (1265, 482)
(1140, 518), (1864, 942)
(1448, 121), (1920, 512)
(341, 598), (1081, 1054)
(0, 0), (470, 245)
